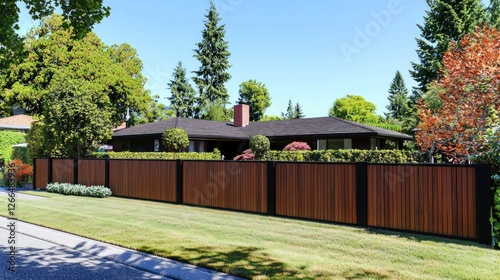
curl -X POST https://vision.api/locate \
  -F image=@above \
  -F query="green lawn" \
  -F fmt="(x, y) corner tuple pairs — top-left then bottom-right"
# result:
(4, 191), (500, 279)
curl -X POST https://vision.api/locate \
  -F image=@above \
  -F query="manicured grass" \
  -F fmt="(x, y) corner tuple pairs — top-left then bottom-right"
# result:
(5, 191), (500, 279)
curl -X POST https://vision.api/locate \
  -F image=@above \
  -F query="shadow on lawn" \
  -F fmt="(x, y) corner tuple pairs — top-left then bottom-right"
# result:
(363, 227), (490, 248)
(140, 245), (317, 279)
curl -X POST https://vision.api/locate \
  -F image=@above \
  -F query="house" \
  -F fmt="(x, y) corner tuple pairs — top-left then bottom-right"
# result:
(112, 104), (413, 159)
(0, 114), (35, 133)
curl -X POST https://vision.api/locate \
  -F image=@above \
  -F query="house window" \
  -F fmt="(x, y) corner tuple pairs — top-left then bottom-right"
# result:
(188, 141), (205, 152)
(154, 139), (160, 152)
(371, 138), (380, 150)
(317, 139), (352, 150)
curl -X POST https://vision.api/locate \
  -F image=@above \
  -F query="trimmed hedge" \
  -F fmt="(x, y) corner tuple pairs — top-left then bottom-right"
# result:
(0, 131), (27, 163)
(46, 183), (112, 198)
(91, 149), (221, 160)
(263, 149), (428, 163)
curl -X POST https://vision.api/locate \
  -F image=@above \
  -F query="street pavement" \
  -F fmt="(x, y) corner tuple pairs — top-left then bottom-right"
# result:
(0, 189), (243, 280)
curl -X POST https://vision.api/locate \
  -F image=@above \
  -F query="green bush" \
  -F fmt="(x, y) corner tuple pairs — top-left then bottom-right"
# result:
(162, 128), (189, 152)
(46, 183), (112, 198)
(263, 149), (427, 163)
(12, 146), (31, 164)
(0, 131), (27, 163)
(91, 149), (221, 160)
(249, 135), (270, 160)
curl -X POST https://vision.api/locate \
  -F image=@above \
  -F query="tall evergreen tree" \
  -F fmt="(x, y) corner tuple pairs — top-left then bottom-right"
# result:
(193, 1), (232, 114)
(167, 62), (197, 118)
(281, 99), (294, 120)
(293, 102), (305, 119)
(409, 0), (487, 104)
(385, 71), (409, 120)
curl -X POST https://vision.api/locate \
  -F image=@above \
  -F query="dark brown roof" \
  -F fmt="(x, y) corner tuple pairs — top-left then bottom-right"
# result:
(113, 117), (413, 140)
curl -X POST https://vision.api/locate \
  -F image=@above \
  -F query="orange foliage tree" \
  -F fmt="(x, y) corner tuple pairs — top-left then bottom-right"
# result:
(416, 26), (500, 162)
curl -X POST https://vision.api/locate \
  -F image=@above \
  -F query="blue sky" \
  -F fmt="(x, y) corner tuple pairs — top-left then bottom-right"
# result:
(17, 1), (439, 117)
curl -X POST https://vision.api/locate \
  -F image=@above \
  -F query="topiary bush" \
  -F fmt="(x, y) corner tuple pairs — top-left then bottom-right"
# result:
(162, 128), (189, 152)
(91, 149), (221, 160)
(283, 141), (311, 151)
(46, 183), (112, 198)
(249, 135), (270, 160)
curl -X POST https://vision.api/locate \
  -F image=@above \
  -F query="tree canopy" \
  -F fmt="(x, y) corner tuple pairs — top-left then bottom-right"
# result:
(237, 79), (271, 122)
(416, 26), (500, 162)
(1, 15), (151, 124)
(193, 1), (231, 116)
(168, 61), (197, 118)
(329, 95), (379, 123)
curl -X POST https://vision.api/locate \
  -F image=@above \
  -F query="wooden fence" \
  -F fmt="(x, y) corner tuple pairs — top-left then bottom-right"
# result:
(33, 158), (491, 245)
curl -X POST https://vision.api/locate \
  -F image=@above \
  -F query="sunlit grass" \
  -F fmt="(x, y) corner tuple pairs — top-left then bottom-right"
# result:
(4, 191), (500, 279)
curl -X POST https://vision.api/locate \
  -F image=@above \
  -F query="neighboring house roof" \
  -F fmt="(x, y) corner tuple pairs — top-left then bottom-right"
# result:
(113, 117), (413, 140)
(0, 115), (35, 130)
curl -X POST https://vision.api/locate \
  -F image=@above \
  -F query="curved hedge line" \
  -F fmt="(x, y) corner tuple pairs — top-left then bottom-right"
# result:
(47, 183), (112, 198)
(262, 149), (428, 163)
(91, 149), (221, 160)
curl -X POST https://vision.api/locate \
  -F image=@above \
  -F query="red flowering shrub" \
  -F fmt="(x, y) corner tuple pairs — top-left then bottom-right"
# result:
(283, 142), (311, 151)
(233, 149), (254, 161)
(7, 159), (33, 186)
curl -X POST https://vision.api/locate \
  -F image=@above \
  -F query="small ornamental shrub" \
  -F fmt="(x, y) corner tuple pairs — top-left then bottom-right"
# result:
(233, 149), (254, 161)
(3, 159), (33, 187)
(249, 135), (270, 160)
(46, 183), (112, 198)
(284, 141), (311, 151)
(162, 128), (189, 152)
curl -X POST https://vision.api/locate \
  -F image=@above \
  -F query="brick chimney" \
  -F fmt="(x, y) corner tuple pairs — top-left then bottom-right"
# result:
(234, 103), (250, 127)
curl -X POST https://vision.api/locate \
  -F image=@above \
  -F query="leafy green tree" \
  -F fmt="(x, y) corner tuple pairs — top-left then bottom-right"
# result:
(293, 103), (305, 119)
(249, 135), (270, 160)
(329, 95), (379, 123)
(0, 0), (110, 70)
(35, 81), (113, 158)
(259, 115), (282, 122)
(488, 0), (500, 28)
(237, 79), (271, 121)
(193, 1), (232, 113)
(1, 15), (151, 126)
(385, 71), (409, 120)
(410, 0), (487, 103)
(203, 103), (232, 122)
(167, 62), (197, 118)
(127, 94), (173, 127)
(162, 128), (189, 152)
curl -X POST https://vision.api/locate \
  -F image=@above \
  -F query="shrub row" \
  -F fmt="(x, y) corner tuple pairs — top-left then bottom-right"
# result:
(0, 131), (27, 164)
(262, 149), (428, 163)
(91, 149), (221, 160)
(46, 183), (112, 198)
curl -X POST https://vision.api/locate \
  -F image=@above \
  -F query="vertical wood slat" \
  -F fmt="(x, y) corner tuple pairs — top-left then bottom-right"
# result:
(275, 162), (357, 224)
(34, 158), (49, 189)
(367, 164), (477, 239)
(51, 159), (74, 184)
(108, 160), (177, 202)
(77, 159), (106, 186)
(182, 161), (268, 213)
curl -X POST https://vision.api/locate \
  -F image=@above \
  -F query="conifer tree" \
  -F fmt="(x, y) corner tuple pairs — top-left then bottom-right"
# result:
(385, 71), (409, 120)
(293, 102), (305, 119)
(193, 1), (232, 115)
(167, 62), (197, 118)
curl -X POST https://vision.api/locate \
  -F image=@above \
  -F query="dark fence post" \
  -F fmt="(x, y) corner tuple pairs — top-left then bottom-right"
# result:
(176, 160), (183, 204)
(73, 158), (78, 184)
(32, 158), (37, 190)
(475, 164), (491, 246)
(267, 161), (276, 215)
(105, 158), (110, 188)
(356, 162), (368, 227)
(48, 158), (53, 184)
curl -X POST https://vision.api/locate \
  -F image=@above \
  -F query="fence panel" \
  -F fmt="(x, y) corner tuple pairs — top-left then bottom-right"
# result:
(182, 161), (268, 213)
(109, 160), (177, 202)
(77, 159), (106, 186)
(275, 163), (357, 224)
(34, 158), (49, 189)
(367, 164), (476, 239)
(51, 159), (74, 184)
